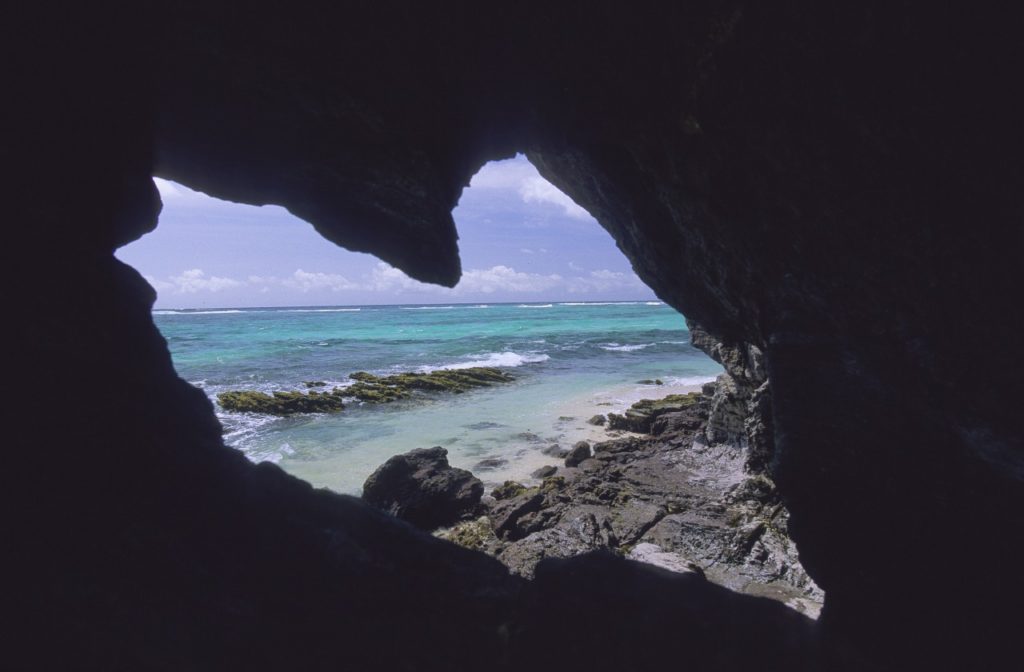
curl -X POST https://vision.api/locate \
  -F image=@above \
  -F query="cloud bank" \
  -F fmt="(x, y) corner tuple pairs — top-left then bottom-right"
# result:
(145, 263), (642, 300)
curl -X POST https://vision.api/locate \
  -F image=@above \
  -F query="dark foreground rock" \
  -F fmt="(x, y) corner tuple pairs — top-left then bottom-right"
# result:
(15, 3), (1024, 668)
(362, 447), (483, 530)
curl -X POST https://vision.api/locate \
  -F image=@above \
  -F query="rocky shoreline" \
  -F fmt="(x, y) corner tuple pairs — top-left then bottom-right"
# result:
(362, 375), (823, 617)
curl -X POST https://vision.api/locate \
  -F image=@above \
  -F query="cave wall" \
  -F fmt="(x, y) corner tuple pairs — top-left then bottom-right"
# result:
(9, 1), (1023, 669)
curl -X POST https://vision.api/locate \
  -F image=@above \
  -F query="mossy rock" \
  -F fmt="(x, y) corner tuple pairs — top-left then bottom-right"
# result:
(435, 516), (497, 551)
(343, 367), (514, 403)
(606, 392), (701, 433)
(220, 367), (514, 414)
(217, 389), (346, 416)
(492, 481), (529, 500)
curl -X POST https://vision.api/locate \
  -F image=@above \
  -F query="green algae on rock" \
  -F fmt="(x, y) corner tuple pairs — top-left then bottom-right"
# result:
(218, 367), (514, 416)
(491, 481), (530, 501)
(345, 367), (514, 403)
(606, 392), (702, 433)
(217, 389), (346, 416)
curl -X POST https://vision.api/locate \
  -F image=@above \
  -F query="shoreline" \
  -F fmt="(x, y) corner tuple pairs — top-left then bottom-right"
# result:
(364, 381), (824, 618)
(477, 378), (716, 490)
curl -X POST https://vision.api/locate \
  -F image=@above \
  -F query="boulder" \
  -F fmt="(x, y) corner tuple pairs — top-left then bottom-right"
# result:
(541, 444), (569, 458)
(492, 481), (528, 500)
(531, 465), (558, 479)
(606, 393), (701, 433)
(473, 457), (508, 471)
(586, 414), (606, 426)
(564, 441), (592, 467)
(362, 447), (483, 530)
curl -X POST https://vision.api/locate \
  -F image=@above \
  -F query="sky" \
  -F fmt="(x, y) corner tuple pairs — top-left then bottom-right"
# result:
(117, 155), (658, 308)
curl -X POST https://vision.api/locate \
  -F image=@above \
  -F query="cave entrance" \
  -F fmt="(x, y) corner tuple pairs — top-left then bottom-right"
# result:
(117, 154), (722, 494)
(115, 154), (821, 616)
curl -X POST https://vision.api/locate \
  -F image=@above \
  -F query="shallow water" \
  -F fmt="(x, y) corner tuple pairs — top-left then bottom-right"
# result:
(154, 301), (722, 493)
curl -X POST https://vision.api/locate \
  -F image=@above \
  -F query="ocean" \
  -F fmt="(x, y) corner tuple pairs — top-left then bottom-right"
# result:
(153, 301), (722, 494)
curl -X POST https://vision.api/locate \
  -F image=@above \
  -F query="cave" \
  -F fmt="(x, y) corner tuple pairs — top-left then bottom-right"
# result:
(10, 2), (1022, 670)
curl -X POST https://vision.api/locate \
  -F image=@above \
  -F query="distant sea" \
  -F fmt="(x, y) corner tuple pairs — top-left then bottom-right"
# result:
(153, 301), (723, 494)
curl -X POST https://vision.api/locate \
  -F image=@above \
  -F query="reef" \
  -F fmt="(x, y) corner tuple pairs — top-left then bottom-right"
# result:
(11, 2), (1023, 669)
(217, 367), (513, 414)
(217, 389), (346, 415)
(346, 367), (513, 402)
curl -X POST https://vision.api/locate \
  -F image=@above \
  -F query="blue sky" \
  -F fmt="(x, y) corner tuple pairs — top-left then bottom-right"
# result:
(117, 155), (657, 308)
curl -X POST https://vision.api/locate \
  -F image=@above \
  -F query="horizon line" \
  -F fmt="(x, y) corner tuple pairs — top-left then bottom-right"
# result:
(151, 298), (666, 311)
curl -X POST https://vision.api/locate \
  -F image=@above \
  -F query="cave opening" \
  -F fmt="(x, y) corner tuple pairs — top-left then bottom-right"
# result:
(117, 155), (723, 494)
(111, 149), (827, 618)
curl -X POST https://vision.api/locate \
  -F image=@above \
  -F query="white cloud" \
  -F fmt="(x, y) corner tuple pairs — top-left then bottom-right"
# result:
(144, 274), (174, 293)
(368, 262), (563, 295)
(469, 159), (538, 189)
(368, 263), (435, 293)
(568, 261), (583, 271)
(458, 265), (562, 294)
(519, 176), (590, 219)
(566, 268), (645, 294)
(147, 268), (244, 294)
(283, 269), (359, 292)
(468, 156), (592, 220)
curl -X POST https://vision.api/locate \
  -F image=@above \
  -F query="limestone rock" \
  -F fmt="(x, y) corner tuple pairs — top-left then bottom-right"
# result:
(531, 465), (558, 479)
(362, 447), (483, 530)
(498, 513), (610, 579)
(542, 444), (569, 458)
(491, 481), (528, 500)
(606, 393), (701, 433)
(564, 441), (592, 467)
(628, 543), (705, 577)
(435, 516), (501, 553)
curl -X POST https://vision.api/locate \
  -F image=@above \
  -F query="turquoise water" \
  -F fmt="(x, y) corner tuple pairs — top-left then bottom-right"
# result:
(154, 301), (722, 493)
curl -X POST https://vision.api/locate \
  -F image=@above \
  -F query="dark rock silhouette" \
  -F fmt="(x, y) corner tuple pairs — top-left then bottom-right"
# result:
(8, 1), (1023, 669)
(362, 447), (484, 530)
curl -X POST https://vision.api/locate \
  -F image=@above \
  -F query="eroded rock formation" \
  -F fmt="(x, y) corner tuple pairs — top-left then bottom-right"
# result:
(10, 2), (1023, 669)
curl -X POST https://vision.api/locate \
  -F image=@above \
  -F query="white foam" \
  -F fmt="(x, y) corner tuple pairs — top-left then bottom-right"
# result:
(661, 375), (719, 386)
(400, 306), (455, 310)
(517, 303), (553, 308)
(284, 308), (361, 312)
(600, 343), (655, 352)
(645, 301), (664, 306)
(419, 351), (550, 372)
(559, 301), (641, 306)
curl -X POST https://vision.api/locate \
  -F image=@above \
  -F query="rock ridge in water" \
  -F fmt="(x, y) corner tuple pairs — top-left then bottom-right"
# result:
(217, 366), (514, 414)
(216, 389), (346, 415)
